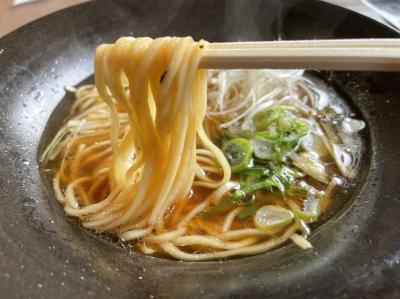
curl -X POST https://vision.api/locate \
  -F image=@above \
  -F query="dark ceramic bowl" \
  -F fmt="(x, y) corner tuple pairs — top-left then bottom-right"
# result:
(0, 0), (399, 298)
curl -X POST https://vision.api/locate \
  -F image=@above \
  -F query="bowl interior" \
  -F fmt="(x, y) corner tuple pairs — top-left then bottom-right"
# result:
(0, 0), (400, 298)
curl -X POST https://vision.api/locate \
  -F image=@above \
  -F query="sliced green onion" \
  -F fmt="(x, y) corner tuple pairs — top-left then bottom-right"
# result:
(292, 119), (309, 135)
(278, 115), (292, 131)
(242, 179), (275, 193)
(252, 107), (310, 161)
(224, 128), (255, 140)
(253, 107), (282, 131)
(238, 205), (260, 219)
(250, 134), (275, 160)
(237, 193), (256, 206)
(222, 138), (253, 173)
(254, 205), (294, 231)
(270, 175), (286, 194)
(292, 194), (324, 223)
(203, 190), (245, 217)
(257, 128), (279, 140)
(274, 166), (300, 189)
(241, 171), (293, 194)
(292, 210), (318, 223)
(240, 166), (270, 177)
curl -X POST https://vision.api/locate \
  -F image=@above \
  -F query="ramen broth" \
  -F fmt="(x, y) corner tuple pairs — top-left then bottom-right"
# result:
(42, 68), (365, 259)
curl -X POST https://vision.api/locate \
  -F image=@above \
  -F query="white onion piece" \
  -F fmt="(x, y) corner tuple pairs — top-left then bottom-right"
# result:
(290, 152), (329, 184)
(332, 144), (355, 178)
(341, 118), (366, 134)
(303, 197), (320, 215)
(290, 233), (313, 250)
(301, 132), (330, 158)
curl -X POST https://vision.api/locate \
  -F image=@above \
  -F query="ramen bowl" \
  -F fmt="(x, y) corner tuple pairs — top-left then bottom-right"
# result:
(0, 0), (399, 298)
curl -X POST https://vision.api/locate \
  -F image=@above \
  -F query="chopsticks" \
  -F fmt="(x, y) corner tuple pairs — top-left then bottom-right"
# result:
(199, 39), (400, 71)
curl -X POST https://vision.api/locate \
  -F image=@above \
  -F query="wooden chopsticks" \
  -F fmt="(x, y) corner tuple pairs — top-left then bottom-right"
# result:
(199, 39), (400, 71)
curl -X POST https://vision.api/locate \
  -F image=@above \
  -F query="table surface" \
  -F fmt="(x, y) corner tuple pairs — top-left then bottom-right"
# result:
(0, 0), (390, 38)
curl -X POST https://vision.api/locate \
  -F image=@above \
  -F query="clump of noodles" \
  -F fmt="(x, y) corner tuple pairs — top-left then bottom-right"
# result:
(42, 37), (305, 260)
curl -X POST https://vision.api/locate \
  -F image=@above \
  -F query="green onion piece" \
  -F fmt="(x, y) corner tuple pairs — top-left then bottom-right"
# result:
(242, 179), (275, 193)
(240, 170), (268, 190)
(292, 119), (309, 135)
(254, 205), (294, 230)
(278, 115), (292, 131)
(275, 166), (299, 189)
(279, 132), (305, 154)
(240, 164), (303, 195)
(270, 175), (286, 194)
(240, 166), (271, 177)
(238, 205), (260, 219)
(292, 194), (325, 223)
(288, 180), (317, 196)
(237, 193), (256, 206)
(239, 167), (300, 198)
(292, 210), (318, 223)
(257, 127), (279, 140)
(286, 167), (305, 179)
(224, 128), (255, 140)
(250, 134), (275, 160)
(253, 107), (282, 131)
(203, 190), (245, 217)
(239, 173), (249, 189)
(222, 138), (253, 173)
